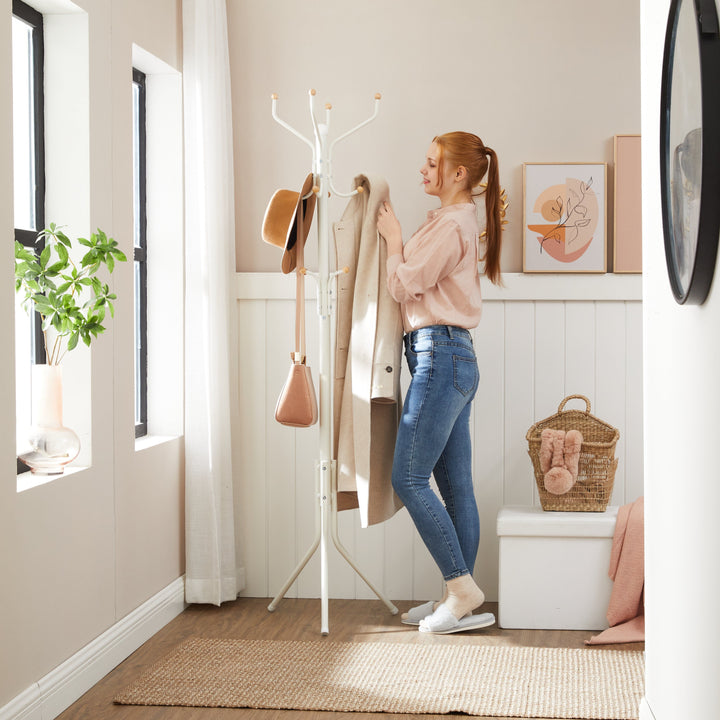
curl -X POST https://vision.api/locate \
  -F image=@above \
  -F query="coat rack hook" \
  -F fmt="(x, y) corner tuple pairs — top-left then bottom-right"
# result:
(271, 93), (314, 153)
(329, 92), (382, 158)
(330, 179), (359, 198)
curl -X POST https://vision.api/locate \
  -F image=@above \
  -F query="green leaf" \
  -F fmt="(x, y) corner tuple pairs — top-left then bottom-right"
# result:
(15, 243), (35, 262)
(40, 245), (51, 269)
(56, 243), (69, 264)
(80, 250), (97, 267)
(78, 237), (92, 247)
(33, 296), (53, 310)
(106, 254), (115, 273)
(67, 333), (79, 351)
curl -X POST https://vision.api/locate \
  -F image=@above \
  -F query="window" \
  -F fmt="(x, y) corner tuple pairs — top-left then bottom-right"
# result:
(132, 46), (184, 443)
(13, 0), (45, 472)
(132, 68), (148, 438)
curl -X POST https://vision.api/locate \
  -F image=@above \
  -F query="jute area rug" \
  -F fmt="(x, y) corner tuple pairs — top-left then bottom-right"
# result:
(114, 637), (645, 719)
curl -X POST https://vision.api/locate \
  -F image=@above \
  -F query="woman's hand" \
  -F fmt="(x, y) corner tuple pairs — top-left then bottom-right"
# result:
(377, 201), (403, 256)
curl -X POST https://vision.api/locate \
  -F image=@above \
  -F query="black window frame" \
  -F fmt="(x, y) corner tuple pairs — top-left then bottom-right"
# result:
(133, 68), (148, 439)
(13, 0), (45, 474)
(13, 0), (45, 362)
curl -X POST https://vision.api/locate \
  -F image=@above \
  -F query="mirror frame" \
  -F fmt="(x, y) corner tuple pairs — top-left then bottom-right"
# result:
(660, 0), (720, 305)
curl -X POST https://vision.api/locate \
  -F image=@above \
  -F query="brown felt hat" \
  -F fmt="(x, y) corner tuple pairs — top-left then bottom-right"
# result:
(262, 173), (317, 274)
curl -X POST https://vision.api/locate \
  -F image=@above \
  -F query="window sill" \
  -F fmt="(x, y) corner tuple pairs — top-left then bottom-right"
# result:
(16, 464), (89, 493)
(134, 434), (181, 453)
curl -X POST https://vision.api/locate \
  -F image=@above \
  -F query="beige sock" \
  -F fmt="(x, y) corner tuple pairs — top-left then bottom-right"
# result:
(400, 586), (448, 621)
(443, 574), (485, 620)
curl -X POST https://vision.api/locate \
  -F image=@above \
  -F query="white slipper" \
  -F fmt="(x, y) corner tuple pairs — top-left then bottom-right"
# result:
(401, 600), (436, 626)
(419, 603), (496, 634)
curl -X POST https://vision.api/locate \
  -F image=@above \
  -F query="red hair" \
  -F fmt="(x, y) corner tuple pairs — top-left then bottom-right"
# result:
(433, 131), (503, 285)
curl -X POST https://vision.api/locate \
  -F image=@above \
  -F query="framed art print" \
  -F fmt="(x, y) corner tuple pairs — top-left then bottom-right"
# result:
(523, 162), (607, 273)
(613, 135), (642, 273)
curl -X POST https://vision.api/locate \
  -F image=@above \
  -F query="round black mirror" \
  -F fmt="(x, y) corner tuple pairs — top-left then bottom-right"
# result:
(660, 0), (720, 304)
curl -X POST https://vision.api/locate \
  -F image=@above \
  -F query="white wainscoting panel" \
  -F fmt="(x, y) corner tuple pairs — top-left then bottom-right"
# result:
(236, 273), (643, 603)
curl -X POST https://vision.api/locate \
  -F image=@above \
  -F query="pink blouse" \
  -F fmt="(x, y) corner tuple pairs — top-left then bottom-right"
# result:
(386, 203), (483, 333)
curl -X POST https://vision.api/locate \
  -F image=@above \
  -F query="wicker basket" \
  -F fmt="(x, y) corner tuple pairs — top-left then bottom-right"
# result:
(526, 394), (619, 512)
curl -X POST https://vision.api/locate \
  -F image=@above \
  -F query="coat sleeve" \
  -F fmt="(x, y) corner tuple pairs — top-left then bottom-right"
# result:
(386, 219), (463, 304)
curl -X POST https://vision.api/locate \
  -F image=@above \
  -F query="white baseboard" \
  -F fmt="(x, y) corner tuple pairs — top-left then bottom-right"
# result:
(0, 576), (186, 720)
(639, 696), (656, 720)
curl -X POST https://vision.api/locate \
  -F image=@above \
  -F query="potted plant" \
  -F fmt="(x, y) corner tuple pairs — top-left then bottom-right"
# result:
(14, 223), (127, 474)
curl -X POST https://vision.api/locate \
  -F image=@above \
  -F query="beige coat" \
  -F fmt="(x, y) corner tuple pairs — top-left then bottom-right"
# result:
(333, 174), (404, 527)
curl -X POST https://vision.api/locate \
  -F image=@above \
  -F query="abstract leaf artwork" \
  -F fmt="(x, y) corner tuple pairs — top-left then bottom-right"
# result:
(523, 163), (607, 273)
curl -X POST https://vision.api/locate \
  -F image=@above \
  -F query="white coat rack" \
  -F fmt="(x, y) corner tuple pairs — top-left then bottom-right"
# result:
(267, 89), (398, 634)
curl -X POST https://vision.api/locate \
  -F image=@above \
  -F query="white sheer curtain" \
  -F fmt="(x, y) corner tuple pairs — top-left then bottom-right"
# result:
(183, 0), (241, 605)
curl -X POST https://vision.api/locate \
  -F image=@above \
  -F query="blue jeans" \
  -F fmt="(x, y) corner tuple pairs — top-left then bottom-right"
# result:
(391, 325), (480, 581)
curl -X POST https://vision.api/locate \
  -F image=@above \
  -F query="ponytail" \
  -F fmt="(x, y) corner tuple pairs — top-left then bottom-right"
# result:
(433, 131), (504, 285)
(480, 146), (502, 285)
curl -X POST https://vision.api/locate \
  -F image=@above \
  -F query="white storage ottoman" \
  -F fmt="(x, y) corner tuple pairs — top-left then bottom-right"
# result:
(497, 505), (618, 630)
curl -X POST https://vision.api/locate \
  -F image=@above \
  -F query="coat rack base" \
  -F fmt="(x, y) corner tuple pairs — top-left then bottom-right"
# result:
(267, 461), (398, 635)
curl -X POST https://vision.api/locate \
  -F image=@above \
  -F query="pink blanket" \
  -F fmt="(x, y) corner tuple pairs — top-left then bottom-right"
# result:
(586, 496), (645, 645)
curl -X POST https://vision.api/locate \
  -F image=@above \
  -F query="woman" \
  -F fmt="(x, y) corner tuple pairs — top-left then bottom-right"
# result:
(377, 131), (503, 634)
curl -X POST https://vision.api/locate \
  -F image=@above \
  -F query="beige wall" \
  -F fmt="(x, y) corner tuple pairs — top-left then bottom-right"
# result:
(229, 0), (641, 274)
(0, 0), (184, 707)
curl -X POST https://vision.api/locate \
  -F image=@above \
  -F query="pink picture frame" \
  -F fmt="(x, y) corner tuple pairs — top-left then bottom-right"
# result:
(613, 134), (642, 273)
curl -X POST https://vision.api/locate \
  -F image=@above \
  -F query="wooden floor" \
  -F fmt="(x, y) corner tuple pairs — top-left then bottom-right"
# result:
(57, 597), (643, 720)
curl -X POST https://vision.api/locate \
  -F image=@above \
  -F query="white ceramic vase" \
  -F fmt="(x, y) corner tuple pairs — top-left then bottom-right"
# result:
(18, 364), (81, 475)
